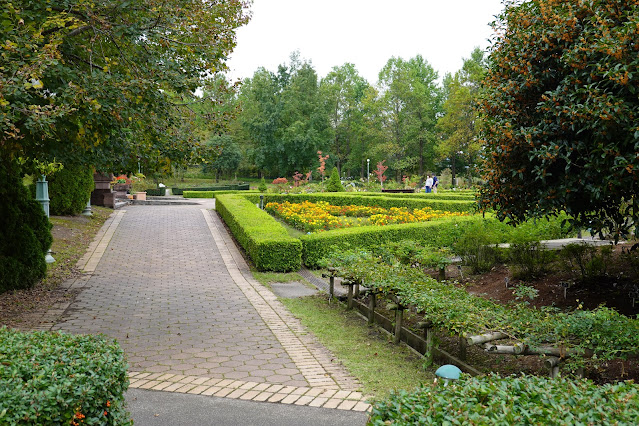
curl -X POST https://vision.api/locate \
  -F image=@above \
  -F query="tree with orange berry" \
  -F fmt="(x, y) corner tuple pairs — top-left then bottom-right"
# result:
(478, 0), (639, 239)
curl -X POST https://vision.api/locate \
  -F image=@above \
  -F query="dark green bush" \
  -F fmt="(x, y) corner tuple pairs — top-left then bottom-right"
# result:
(509, 238), (555, 280)
(368, 374), (639, 425)
(326, 168), (344, 192)
(0, 327), (132, 425)
(183, 190), (259, 198)
(172, 183), (250, 195)
(144, 187), (166, 196)
(0, 161), (52, 293)
(215, 194), (301, 271)
(48, 165), (95, 216)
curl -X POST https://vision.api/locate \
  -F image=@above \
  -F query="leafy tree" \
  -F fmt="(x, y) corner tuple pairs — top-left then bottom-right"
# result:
(1, 0), (250, 170)
(320, 64), (369, 176)
(478, 0), (639, 238)
(203, 135), (242, 182)
(238, 55), (330, 177)
(326, 167), (344, 192)
(377, 56), (441, 181)
(436, 48), (487, 186)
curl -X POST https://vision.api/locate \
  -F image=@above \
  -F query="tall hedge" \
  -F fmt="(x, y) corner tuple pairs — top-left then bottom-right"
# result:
(0, 160), (52, 293)
(48, 165), (95, 215)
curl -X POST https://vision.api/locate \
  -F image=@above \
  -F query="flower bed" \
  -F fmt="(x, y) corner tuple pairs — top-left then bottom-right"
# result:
(265, 200), (466, 232)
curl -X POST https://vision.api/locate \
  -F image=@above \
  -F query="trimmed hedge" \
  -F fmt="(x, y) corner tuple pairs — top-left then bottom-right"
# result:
(48, 165), (95, 215)
(215, 194), (301, 271)
(1, 161), (52, 293)
(144, 187), (166, 196)
(368, 374), (639, 425)
(355, 192), (476, 201)
(172, 183), (250, 195)
(245, 193), (476, 213)
(183, 190), (259, 198)
(301, 216), (483, 268)
(0, 327), (132, 425)
(301, 213), (572, 268)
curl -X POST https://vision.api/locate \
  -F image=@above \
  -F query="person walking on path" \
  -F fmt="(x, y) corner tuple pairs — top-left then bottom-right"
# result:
(432, 175), (439, 193)
(424, 175), (433, 193)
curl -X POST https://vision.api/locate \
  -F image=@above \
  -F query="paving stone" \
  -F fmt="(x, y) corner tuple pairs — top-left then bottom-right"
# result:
(46, 204), (365, 411)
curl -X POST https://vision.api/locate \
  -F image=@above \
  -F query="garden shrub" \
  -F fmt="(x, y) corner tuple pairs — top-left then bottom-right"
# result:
(183, 190), (259, 198)
(453, 224), (501, 274)
(325, 168), (344, 192)
(509, 238), (555, 280)
(47, 165), (95, 216)
(0, 161), (52, 293)
(258, 178), (267, 192)
(215, 194), (301, 271)
(144, 187), (166, 196)
(368, 374), (639, 425)
(560, 243), (613, 282)
(0, 327), (132, 425)
(172, 183), (249, 195)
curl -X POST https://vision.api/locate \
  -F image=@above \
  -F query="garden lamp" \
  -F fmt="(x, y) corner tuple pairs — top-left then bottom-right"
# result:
(435, 364), (462, 385)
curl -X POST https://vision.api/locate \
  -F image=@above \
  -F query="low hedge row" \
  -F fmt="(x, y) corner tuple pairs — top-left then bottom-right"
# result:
(368, 374), (639, 425)
(215, 194), (301, 271)
(355, 192), (476, 201)
(301, 216), (483, 268)
(144, 187), (166, 196)
(0, 327), (132, 425)
(172, 184), (250, 195)
(244, 193), (476, 213)
(183, 190), (259, 199)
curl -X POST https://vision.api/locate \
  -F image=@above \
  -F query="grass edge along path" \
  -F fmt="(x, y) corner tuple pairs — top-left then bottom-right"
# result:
(280, 294), (434, 401)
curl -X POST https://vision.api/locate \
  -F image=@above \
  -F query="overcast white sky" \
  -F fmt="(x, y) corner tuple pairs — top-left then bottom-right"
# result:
(226, 0), (505, 84)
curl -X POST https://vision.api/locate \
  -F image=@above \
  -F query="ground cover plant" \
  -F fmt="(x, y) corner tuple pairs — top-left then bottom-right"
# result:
(323, 244), (639, 370)
(0, 328), (132, 425)
(368, 374), (639, 425)
(265, 200), (467, 232)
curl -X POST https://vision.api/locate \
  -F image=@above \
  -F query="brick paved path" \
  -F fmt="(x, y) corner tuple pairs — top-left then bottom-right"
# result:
(48, 204), (368, 411)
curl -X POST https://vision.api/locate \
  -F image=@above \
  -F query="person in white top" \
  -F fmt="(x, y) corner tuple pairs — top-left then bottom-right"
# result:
(424, 175), (433, 193)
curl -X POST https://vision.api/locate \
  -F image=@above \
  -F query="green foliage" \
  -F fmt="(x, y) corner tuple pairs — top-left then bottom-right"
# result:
(0, 327), (132, 425)
(0, 160), (51, 293)
(324, 247), (639, 365)
(453, 224), (500, 274)
(509, 238), (555, 280)
(183, 190), (258, 198)
(560, 243), (613, 283)
(325, 168), (344, 192)
(172, 184), (249, 195)
(512, 284), (540, 303)
(436, 48), (487, 184)
(258, 177), (267, 192)
(302, 216), (484, 269)
(368, 374), (639, 425)
(4, 1), (250, 171)
(215, 194), (301, 271)
(47, 165), (94, 216)
(144, 188), (166, 196)
(203, 135), (242, 180)
(479, 0), (639, 238)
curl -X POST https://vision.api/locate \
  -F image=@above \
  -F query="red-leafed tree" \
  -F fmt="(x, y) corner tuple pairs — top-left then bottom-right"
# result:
(478, 0), (639, 239)
(374, 160), (388, 189)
